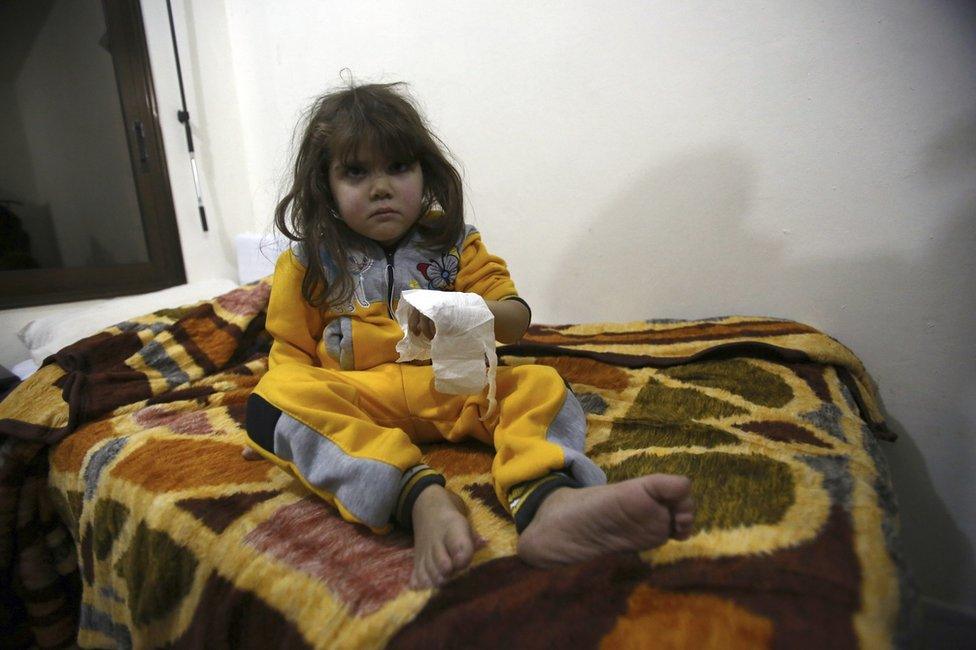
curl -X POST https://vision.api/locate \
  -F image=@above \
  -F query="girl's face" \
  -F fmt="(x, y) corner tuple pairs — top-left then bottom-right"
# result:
(328, 149), (425, 249)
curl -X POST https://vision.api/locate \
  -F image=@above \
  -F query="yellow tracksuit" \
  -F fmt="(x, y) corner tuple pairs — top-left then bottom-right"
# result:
(246, 224), (606, 532)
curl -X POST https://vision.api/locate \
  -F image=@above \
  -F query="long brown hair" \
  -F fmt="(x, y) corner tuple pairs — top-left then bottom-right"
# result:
(274, 81), (464, 310)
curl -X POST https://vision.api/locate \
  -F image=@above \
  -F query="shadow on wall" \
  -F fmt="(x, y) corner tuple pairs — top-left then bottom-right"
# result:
(549, 120), (976, 608)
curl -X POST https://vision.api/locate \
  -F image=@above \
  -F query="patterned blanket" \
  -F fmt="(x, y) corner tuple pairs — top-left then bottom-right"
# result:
(0, 280), (910, 648)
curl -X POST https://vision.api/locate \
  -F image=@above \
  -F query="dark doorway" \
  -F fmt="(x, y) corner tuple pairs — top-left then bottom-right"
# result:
(0, 0), (185, 309)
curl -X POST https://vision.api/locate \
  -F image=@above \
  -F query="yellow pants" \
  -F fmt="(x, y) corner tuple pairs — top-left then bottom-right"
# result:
(246, 362), (605, 531)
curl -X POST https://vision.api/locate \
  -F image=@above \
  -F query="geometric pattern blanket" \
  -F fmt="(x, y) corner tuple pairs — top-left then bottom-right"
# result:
(0, 280), (912, 648)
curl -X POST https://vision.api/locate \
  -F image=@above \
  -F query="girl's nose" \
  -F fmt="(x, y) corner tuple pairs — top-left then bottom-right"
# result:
(369, 174), (393, 200)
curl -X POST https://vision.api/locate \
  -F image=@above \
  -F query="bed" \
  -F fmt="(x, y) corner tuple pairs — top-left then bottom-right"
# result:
(0, 278), (912, 648)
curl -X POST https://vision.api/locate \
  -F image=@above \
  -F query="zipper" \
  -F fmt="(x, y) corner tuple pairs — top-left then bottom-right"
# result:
(385, 249), (396, 319)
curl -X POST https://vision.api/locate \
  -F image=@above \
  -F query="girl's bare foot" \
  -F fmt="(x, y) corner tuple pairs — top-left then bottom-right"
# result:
(243, 446), (475, 587)
(517, 474), (695, 567)
(410, 484), (476, 589)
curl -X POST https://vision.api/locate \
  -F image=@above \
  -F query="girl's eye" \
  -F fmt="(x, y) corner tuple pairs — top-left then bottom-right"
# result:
(344, 165), (366, 178)
(389, 161), (411, 174)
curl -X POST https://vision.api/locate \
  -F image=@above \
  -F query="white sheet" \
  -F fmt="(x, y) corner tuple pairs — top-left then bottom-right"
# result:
(10, 233), (283, 379)
(10, 359), (39, 380)
(18, 279), (238, 365)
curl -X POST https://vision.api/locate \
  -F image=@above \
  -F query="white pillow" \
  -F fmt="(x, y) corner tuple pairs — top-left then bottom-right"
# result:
(18, 279), (238, 365)
(11, 359), (39, 380)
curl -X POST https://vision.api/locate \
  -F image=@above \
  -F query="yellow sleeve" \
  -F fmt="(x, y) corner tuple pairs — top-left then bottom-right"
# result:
(453, 231), (519, 301)
(266, 249), (326, 369)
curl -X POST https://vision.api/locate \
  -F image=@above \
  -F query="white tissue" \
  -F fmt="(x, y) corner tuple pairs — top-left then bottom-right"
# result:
(394, 290), (497, 419)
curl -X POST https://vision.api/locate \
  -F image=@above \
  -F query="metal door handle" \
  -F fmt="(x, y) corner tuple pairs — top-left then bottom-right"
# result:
(133, 120), (149, 169)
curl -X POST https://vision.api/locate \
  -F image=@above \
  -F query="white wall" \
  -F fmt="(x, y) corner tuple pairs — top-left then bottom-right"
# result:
(4, 0), (974, 614)
(181, 0), (976, 611)
(140, 0), (246, 283)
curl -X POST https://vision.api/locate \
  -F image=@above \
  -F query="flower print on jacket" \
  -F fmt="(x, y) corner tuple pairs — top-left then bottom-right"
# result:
(417, 248), (460, 290)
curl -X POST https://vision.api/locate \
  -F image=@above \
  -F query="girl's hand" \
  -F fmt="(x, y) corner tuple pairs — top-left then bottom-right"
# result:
(408, 308), (436, 340)
(485, 299), (530, 344)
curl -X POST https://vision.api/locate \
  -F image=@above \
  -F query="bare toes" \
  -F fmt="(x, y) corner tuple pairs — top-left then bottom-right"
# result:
(409, 567), (424, 590)
(413, 556), (433, 590)
(450, 544), (472, 569)
(643, 474), (693, 505)
(446, 532), (473, 568)
(674, 512), (694, 527)
(433, 544), (453, 579)
(419, 564), (434, 589)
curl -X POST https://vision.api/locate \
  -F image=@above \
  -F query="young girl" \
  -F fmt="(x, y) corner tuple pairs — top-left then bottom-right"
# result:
(244, 81), (695, 589)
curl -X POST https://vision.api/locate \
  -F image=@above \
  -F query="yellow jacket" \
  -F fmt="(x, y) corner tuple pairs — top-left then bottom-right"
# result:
(263, 224), (521, 374)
